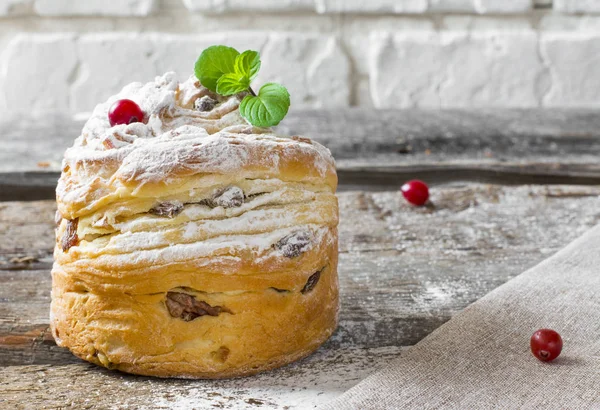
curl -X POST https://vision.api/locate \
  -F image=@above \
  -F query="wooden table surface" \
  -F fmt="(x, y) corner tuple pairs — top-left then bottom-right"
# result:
(2, 110), (600, 409)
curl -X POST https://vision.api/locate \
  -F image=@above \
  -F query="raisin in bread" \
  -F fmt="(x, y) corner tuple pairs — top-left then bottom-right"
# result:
(51, 72), (339, 378)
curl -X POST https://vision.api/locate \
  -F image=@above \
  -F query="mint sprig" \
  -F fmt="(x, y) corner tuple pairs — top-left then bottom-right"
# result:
(194, 45), (239, 92)
(235, 50), (261, 81)
(216, 72), (250, 96)
(194, 46), (290, 127)
(240, 83), (290, 128)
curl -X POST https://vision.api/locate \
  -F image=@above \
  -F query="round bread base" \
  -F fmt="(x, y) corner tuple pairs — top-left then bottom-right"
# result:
(70, 320), (337, 380)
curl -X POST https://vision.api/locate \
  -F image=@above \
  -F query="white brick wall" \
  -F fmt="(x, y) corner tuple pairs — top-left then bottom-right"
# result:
(0, 0), (31, 16)
(182, 0), (315, 13)
(0, 0), (157, 16)
(2, 0), (600, 114)
(554, 0), (600, 13)
(34, 0), (157, 16)
(369, 31), (548, 108)
(1, 34), (78, 113)
(182, 0), (532, 14)
(541, 33), (600, 106)
(1, 32), (350, 114)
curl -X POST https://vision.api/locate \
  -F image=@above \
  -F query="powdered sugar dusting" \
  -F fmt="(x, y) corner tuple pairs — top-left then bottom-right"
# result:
(80, 225), (330, 268)
(182, 222), (198, 240)
(56, 72), (336, 218)
(116, 132), (251, 185)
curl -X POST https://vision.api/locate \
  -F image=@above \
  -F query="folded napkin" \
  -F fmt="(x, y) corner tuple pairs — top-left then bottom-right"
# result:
(325, 225), (600, 409)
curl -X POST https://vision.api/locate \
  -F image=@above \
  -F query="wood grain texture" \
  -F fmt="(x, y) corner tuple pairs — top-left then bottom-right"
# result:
(3, 108), (600, 407)
(2, 184), (599, 408)
(0, 348), (404, 410)
(6, 109), (600, 172)
(4, 109), (600, 200)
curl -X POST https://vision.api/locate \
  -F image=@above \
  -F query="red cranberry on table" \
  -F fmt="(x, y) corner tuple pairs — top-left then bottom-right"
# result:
(108, 99), (145, 126)
(401, 180), (429, 206)
(530, 329), (563, 362)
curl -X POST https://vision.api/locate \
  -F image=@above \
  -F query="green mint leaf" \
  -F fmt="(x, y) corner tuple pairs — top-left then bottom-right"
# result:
(216, 72), (250, 96)
(194, 45), (239, 92)
(239, 83), (290, 127)
(234, 50), (261, 81)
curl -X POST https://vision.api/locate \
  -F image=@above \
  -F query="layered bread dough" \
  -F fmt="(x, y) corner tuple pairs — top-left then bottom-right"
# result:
(51, 73), (339, 378)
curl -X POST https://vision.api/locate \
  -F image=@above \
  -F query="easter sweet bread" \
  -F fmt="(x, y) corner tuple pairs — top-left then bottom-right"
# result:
(50, 72), (339, 378)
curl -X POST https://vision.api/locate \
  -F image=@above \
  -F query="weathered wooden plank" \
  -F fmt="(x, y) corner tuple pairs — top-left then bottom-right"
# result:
(7, 161), (600, 202)
(0, 172), (58, 202)
(2, 185), (599, 407)
(4, 110), (600, 200)
(6, 109), (600, 173)
(337, 162), (600, 192)
(0, 200), (56, 256)
(0, 347), (404, 410)
(2, 184), (599, 407)
(2, 184), (600, 361)
(281, 109), (600, 160)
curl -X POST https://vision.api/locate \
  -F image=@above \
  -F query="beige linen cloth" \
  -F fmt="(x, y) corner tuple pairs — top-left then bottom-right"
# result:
(325, 225), (600, 409)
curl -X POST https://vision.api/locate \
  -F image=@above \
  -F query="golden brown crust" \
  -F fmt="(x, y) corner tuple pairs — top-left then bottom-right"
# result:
(51, 73), (339, 379)
(54, 227), (337, 294)
(51, 234), (338, 378)
(57, 133), (337, 220)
